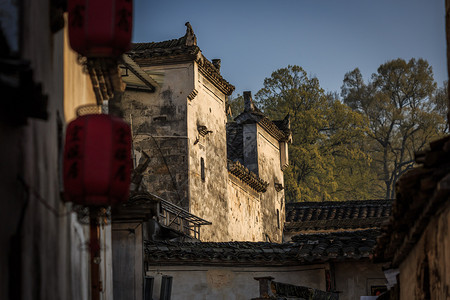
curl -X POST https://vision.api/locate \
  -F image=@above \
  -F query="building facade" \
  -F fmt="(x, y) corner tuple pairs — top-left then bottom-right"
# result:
(116, 24), (291, 243)
(140, 199), (391, 300)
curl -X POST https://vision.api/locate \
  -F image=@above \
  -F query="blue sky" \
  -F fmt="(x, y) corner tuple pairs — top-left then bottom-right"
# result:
(133, 0), (446, 97)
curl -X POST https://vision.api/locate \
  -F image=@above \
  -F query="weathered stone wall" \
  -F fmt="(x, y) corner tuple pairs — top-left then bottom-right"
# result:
(333, 261), (386, 300)
(146, 260), (384, 299)
(120, 59), (288, 243)
(227, 122), (286, 243)
(120, 62), (234, 241)
(398, 202), (450, 299)
(226, 175), (264, 241)
(120, 63), (194, 208)
(146, 264), (327, 300)
(188, 70), (230, 241)
(256, 125), (285, 243)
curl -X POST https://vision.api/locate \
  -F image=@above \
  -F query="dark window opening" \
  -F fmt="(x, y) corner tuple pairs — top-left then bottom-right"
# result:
(144, 276), (154, 300)
(277, 209), (280, 229)
(160, 275), (173, 300)
(201, 157), (205, 181)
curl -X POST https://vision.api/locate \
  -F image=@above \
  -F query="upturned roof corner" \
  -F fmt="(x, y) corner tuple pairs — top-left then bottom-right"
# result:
(184, 22), (197, 46)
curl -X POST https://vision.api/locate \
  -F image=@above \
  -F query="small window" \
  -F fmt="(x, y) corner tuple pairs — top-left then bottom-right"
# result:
(144, 276), (154, 300)
(201, 157), (205, 181)
(277, 209), (280, 229)
(160, 275), (173, 300)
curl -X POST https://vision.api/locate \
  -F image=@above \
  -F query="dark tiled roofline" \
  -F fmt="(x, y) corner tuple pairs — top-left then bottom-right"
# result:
(286, 199), (392, 208)
(284, 218), (388, 232)
(197, 55), (235, 95)
(234, 92), (291, 142)
(258, 116), (291, 142)
(144, 229), (380, 266)
(291, 228), (379, 240)
(128, 24), (235, 96)
(132, 36), (188, 51)
(235, 112), (291, 143)
(285, 199), (392, 232)
(227, 160), (269, 193)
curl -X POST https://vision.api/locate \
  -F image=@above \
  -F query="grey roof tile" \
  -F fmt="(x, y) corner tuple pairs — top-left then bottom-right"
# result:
(144, 229), (380, 266)
(285, 200), (392, 232)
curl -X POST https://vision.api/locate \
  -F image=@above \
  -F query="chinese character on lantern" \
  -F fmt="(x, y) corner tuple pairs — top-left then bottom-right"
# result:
(68, 0), (133, 57)
(63, 114), (132, 206)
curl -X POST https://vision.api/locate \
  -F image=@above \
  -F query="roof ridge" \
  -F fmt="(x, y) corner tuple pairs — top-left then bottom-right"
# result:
(128, 23), (235, 96)
(286, 199), (392, 206)
(144, 229), (381, 265)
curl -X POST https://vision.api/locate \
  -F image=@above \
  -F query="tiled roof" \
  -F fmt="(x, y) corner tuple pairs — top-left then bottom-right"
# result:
(273, 115), (292, 139)
(374, 135), (450, 267)
(291, 230), (379, 261)
(285, 200), (392, 233)
(227, 160), (269, 193)
(128, 23), (235, 96)
(234, 92), (292, 143)
(235, 111), (291, 143)
(129, 23), (197, 59)
(144, 229), (380, 266)
(132, 37), (189, 52)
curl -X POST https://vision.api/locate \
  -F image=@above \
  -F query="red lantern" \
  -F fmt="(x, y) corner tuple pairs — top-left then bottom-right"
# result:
(63, 114), (132, 206)
(68, 0), (133, 57)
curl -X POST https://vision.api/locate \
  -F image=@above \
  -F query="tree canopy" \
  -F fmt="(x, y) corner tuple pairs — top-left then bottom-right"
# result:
(231, 60), (447, 202)
(254, 65), (376, 202)
(341, 58), (447, 199)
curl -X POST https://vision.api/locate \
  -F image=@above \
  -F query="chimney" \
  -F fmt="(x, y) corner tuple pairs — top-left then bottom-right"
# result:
(243, 91), (255, 112)
(212, 59), (221, 72)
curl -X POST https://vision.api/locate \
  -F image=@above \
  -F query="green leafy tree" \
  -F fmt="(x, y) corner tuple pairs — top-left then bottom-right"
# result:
(256, 65), (375, 202)
(342, 58), (447, 199)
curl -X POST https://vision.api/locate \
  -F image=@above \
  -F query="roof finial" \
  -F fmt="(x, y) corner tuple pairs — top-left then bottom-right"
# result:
(212, 59), (221, 72)
(243, 91), (256, 112)
(184, 22), (197, 46)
